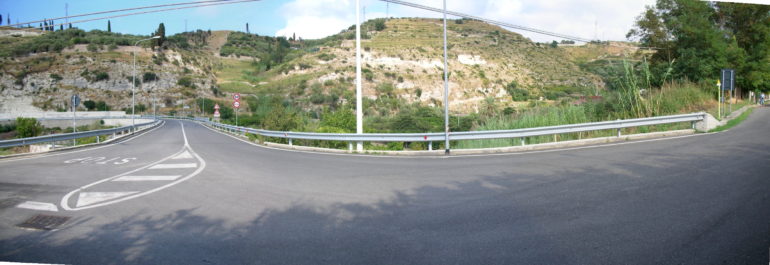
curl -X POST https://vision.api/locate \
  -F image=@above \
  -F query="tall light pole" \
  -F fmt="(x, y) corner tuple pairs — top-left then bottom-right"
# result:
(132, 36), (160, 129)
(355, 0), (363, 152)
(442, 0), (450, 154)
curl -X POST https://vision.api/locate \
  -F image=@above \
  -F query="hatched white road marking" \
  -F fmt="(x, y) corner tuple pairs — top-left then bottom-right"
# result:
(76, 191), (139, 207)
(16, 201), (58, 212)
(113, 175), (181, 181)
(171, 151), (193, 159)
(149, 163), (197, 169)
(61, 121), (207, 211)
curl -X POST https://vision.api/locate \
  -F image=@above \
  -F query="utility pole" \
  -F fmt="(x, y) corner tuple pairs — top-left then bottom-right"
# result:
(355, 0), (363, 152)
(442, 0), (450, 154)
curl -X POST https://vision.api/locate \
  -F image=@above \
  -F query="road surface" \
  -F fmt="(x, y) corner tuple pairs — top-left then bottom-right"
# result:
(1, 108), (769, 264)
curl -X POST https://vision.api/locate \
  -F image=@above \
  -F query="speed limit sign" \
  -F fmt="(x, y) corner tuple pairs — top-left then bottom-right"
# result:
(233, 101), (240, 109)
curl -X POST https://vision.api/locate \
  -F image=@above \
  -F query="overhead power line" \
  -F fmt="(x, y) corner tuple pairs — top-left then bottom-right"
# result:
(29, 0), (259, 31)
(7, 0), (249, 28)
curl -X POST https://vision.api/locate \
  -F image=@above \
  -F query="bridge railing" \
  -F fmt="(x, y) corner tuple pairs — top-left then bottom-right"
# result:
(190, 112), (707, 150)
(0, 120), (161, 149)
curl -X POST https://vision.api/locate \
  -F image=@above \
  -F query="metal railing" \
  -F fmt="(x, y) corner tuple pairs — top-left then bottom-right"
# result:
(196, 112), (707, 150)
(0, 120), (161, 148)
(0, 115), (140, 122)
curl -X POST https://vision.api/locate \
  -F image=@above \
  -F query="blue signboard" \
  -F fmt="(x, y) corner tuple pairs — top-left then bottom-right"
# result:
(721, 69), (734, 91)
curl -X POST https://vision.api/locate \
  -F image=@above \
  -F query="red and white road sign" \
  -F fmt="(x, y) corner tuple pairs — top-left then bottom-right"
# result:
(214, 104), (220, 110)
(233, 93), (240, 102)
(233, 101), (240, 109)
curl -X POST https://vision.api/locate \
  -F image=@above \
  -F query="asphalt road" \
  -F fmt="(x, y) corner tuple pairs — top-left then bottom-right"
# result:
(1, 108), (769, 264)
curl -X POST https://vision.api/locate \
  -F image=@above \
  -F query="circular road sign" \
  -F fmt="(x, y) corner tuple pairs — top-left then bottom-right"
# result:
(233, 101), (240, 109)
(214, 104), (220, 110)
(233, 93), (241, 101)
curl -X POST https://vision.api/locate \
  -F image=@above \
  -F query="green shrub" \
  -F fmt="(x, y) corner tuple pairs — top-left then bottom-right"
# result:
(177, 76), (193, 87)
(143, 72), (158, 82)
(16, 117), (42, 138)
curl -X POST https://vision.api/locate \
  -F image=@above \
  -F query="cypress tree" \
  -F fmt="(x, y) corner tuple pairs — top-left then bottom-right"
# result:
(107, 20), (111, 32)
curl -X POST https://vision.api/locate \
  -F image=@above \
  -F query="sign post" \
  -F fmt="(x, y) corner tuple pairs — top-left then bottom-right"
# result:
(716, 80), (721, 119)
(721, 69), (735, 118)
(233, 93), (241, 127)
(213, 104), (220, 120)
(71, 94), (80, 146)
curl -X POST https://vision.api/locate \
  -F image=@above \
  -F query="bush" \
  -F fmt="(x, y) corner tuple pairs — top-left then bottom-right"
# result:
(143, 72), (158, 82)
(83, 100), (96, 110)
(93, 71), (109, 81)
(16, 117), (42, 138)
(177, 76), (193, 87)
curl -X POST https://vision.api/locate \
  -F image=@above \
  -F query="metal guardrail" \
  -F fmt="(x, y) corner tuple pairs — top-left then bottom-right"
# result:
(0, 120), (161, 148)
(0, 115), (140, 122)
(196, 112), (706, 148)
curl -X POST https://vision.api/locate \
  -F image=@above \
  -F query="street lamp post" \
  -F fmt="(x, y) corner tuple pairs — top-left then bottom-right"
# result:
(132, 36), (160, 130)
(442, 0), (450, 154)
(355, 0), (363, 152)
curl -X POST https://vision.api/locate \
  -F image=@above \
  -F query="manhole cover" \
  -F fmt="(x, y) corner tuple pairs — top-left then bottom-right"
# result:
(17, 214), (70, 231)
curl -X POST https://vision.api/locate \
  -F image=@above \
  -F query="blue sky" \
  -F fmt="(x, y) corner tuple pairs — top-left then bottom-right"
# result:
(0, 0), (662, 42)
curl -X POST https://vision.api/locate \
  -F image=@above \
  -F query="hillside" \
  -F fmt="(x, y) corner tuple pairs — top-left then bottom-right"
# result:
(0, 19), (637, 117)
(215, 18), (622, 114)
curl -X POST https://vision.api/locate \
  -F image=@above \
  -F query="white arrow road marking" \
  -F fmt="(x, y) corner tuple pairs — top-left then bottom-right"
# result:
(16, 201), (59, 212)
(148, 163), (197, 169)
(76, 192), (139, 207)
(113, 175), (182, 181)
(61, 121), (206, 211)
(171, 151), (193, 159)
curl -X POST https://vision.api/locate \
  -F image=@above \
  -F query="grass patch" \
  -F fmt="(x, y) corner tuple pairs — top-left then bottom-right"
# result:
(219, 82), (256, 94)
(709, 107), (754, 133)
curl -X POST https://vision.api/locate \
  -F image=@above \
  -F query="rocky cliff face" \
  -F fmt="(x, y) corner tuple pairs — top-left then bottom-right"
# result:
(0, 47), (216, 113)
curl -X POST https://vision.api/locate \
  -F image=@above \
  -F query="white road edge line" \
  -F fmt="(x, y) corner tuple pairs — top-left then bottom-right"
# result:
(16, 201), (59, 212)
(61, 121), (206, 211)
(0, 120), (166, 163)
(199, 120), (714, 159)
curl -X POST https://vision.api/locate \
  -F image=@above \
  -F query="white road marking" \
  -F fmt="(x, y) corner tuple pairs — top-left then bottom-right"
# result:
(0, 120), (166, 163)
(148, 163), (197, 169)
(61, 121), (206, 211)
(171, 151), (193, 159)
(16, 201), (58, 212)
(113, 175), (181, 181)
(76, 191), (139, 207)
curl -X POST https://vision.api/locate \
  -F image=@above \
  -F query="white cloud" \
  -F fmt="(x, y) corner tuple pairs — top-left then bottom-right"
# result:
(276, 0), (656, 42)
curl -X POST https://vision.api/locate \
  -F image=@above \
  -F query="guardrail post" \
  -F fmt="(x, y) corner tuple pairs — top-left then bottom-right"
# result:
(348, 142), (353, 152)
(289, 139), (293, 146)
(520, 137), (526, 146)
(96, 136), (100, 143)
(617, 128), (622, 137)
(429, 141), (433, 151)
(691, 121), (696, 130)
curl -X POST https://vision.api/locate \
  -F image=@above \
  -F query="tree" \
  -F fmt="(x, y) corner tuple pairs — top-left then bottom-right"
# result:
(153, 23), (166, 48)
(68, 23), (72, 29)
(7, 14), (10, 26)
(1, 14), (3, 25)
(107, 20), (111, 32)
(627, 0), (738, 84)
(718, 3), (770, 91)
(246, 23), (249, 34)
(550, 40), (558, 48)
(60, 24), (63, 31)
